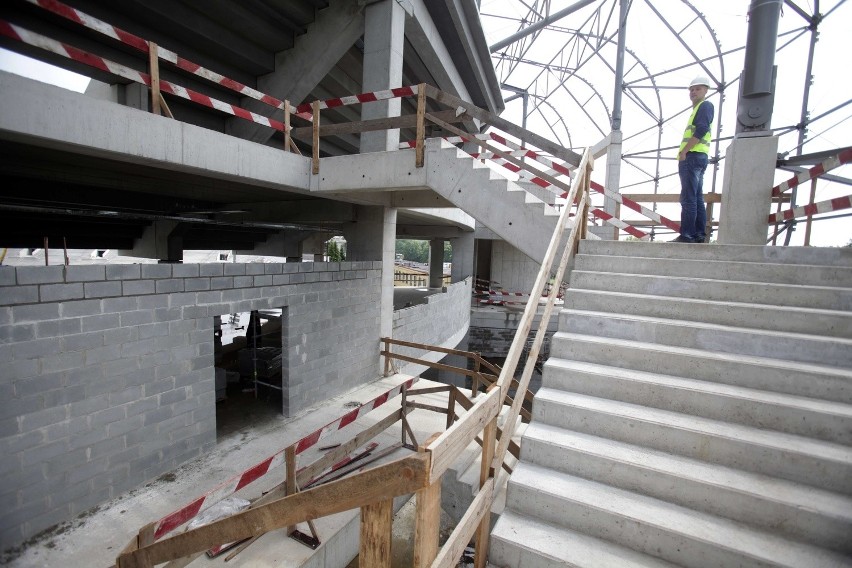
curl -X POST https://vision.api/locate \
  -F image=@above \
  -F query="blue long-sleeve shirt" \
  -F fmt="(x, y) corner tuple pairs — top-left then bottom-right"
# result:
(692, 100), (715, 140)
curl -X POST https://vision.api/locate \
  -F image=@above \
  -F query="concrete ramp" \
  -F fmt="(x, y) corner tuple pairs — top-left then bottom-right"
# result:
(490, 240), (852, 567)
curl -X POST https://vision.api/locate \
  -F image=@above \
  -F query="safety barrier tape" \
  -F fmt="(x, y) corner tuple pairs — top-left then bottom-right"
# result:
(0, 21), (288, 132)
(151, 377), (417, 540)
(294, 86), (419, 115)
(767, 194), (852, 224)
(772, 148), (852, 197)
(25, 0), (288, 112)
(591, 209), (651, 240)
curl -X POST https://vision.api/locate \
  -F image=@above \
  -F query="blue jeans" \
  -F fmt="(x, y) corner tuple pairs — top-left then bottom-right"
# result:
(678, 152), (708, 242)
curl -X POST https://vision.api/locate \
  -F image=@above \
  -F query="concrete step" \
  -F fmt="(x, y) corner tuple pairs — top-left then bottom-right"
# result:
(573, 253), (852, 287)
(490, 509), (681, 568)
(559, 309), (852, 367)
(521, 422), (852, 553)
(569, 270), (852, 311)
(543, 359), (852, 445)
(532, 388), (852, 494)
(505, 462), (852, 568)
(563, 288), (852, 338)
(578, 239), (852, 267)
(550, 332), (852, 403)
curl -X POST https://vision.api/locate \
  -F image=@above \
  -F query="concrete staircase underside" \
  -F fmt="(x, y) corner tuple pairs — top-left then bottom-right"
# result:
(489, 240), (852, 568)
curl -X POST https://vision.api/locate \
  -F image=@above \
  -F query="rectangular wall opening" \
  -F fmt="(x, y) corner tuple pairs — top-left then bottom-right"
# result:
(213, 307), (286, 439)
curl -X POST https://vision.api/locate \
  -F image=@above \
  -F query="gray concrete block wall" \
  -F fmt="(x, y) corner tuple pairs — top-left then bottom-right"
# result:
(0, 260), (383, 550)
(391, 278), (472, 375)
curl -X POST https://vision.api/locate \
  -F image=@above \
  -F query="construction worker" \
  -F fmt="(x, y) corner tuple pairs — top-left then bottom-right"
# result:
(672, 75), (714, 243)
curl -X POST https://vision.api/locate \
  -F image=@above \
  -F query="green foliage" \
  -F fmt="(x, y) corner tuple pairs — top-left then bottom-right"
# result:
(326, 240), (346, 261)
(395, 239), (454, 263)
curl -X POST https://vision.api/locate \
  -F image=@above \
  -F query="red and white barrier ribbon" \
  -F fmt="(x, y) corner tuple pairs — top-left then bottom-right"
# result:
(151, 377), (416, 540)
(767, 195), (852, 224)
(772, 148), (852, 197)
(591, 209), (650, 240)
(0, 21), (289, 132)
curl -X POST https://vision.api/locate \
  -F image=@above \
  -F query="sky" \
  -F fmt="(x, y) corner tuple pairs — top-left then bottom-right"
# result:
(0, 0), (848, 246)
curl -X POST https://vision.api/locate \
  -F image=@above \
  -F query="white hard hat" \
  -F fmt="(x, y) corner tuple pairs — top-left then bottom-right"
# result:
(689, 75), (711, 88)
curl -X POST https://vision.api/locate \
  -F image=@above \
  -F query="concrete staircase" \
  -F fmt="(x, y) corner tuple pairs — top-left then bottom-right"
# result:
(489, 239), (852, 567)
(426, 139), (564, 264)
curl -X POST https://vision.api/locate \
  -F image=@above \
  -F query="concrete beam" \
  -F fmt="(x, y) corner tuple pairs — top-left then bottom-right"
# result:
(225, 1), (366, 143)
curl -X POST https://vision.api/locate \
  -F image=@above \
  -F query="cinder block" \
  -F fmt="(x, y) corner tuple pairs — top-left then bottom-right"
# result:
(66, 456), (108, 485)
(16, 266), (64, 285)
(0, 267), (16, 287)
(184, 278), (210, 292)
(122, 279), (155, 296)
(65, 265), (105, 282)
(141, 264), (172, 279)
(107, 414), (144, 437)
(101, 297), (139, 314)
(69, 394), (110, 419)
(120, 310), (154, 327)
(172, 264), (199, 278)
(81, 313), (120, 333)
(253, 275), (273, 286)
(0, 393), (42, 421)
(232, 276), (253, 288)
(36, 318), (82, 339)
(210, 276), (234, 290)
(0, 285), (39, 306)
(121, 338), (156, 358)
(42, 384), (86, 409)
(125, 397), (158, 419)
(101, 357), (140, 378)
(155, 279), (184, 294)
(106, 264), (141, 280)
(223, 264), (246, 276)
(84, 344), (121, 366)
(103, 326), (136, 346)
(138, 294), (168, 309)
(91, 406), (127, 427)
(272, 274), (290, 285)
(40, 282), (85, 302)
(20, 439), (68, 468)
(84, 281), (122, 299)
(12, 337), (62, 361)
(41, 352), (84, 374)
(0, 323), (36, 343)
(61, 299), (102, 318)
(137, 322), (169, 340)
(12, 303), (61, 323)
(43, 447), (88, 477)
(264, 264), (284, 275)
(154, 307), (182, 322)
(245, 264), (265, 275)
(199, 264), (224, 277)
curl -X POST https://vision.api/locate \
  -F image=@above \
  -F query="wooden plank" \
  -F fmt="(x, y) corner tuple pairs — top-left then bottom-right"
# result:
(413, 480), (441, 568)
(286, 445), (297, 534)
(405, 401), (447, 414)
(148, 42), (160, 116)
(116, 453), (430, 568)
(360, 498), (393, 568)
(430, 479), (494, 568)
(158, 93), (174, 119)
(295, 409), (402, 487)
(426, 387), (501, 484)
(382, 351), (489, 380)
(312, 100), (320, 175)
(424, 84), (582, 166)
(475, 418), (496, 568)
(290, 109), (467, 139)
(416, 83), (426, 168)
(406, 385), (453, 396)
(382, 337), (491, 360)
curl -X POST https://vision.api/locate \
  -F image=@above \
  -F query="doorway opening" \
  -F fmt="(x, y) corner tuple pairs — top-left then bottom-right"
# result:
(213, 308), (286, 439)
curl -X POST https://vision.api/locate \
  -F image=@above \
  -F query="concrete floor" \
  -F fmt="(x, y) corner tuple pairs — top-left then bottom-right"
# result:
(3, 374), (458, 568)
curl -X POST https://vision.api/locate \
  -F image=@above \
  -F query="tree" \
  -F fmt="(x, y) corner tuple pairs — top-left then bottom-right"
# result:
(327, 240), (346, 261)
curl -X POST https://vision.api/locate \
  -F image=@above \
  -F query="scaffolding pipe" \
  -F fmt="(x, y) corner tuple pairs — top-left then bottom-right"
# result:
(489, 0), (598, 53)
(611, 0), (629, 131)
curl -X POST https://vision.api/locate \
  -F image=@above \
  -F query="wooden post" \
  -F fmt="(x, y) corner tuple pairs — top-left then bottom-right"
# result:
(475, 415), (497, 568)
(360, 499), (393, 568)
(446, 387), (456, 429)
(804, 177), (818, 246)
(43, 237), (49, 266)
(383, 338), (391, 377)
(148, 42), (161, 116)
(413, 481), (440, 568)
(312, 100), (320, 175)
(415, 83), (426, 168)
(471, 357), (481, 397)
(285, 445), (297, 535)
(284, 100), (292, 153)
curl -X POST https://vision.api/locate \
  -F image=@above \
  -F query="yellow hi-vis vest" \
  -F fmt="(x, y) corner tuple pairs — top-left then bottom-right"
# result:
(679, 100), (711, 155)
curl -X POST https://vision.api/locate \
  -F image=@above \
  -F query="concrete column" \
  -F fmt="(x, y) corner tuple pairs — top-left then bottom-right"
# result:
(602, 130), (622, 240)
(718, 135), (779, 244)
(451, 232), (475, 283)
(360, 0), (406, 153)
(119, 219), (178, 260)
(429, 239), (444, 288)
(344, 205), (397, 337)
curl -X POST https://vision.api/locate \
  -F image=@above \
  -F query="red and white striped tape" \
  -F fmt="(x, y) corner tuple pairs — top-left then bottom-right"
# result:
(591, 209), (651, 240)
(767, 195), (852, 224)
(0, 21), (288, 133)
(772, 148), (852, 197)
(151, 377), (416, 540)
(25, 0), (288, 113)
(294, 86), (418, 115)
